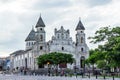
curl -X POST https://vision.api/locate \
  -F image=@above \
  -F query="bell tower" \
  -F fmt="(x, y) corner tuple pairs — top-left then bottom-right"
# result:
(75, 19), (85, 46)
(35, 15), (46, 52)
(75, 19), (89, 68)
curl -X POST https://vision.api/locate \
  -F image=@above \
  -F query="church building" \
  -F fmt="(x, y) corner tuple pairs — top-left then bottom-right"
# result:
(10, 15), (89, 70)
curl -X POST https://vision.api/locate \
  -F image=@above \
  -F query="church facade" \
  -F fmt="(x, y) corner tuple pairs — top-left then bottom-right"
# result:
(10, 15), (89, 70)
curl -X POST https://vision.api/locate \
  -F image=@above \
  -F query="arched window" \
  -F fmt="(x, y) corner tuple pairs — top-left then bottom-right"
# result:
(62, 47), (64, 50)
(40, 46), (43, 50)
(81, 48), (84, 52)
(28, 42), (30, 46)
(30, 42), (31, 46)
(80, 56), (85, 68)
(27, 42), (28, 46)
(40, 35), (43, 41)
(61, 33), (64, 39)
(81, 37), (83, 43)
(40, 28), (42, 31)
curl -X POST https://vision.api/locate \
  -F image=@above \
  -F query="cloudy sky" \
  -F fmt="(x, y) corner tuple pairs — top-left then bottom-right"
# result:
(0, 0), (120, 57)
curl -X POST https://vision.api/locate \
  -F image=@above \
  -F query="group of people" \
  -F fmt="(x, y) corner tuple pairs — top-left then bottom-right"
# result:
(12, 67), (28, 75)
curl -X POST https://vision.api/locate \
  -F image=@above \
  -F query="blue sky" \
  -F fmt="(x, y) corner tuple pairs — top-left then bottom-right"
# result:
(0, 0), (120, 57)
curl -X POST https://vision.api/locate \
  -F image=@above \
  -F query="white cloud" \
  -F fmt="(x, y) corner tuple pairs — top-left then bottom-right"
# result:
(0, 0), (120, 57)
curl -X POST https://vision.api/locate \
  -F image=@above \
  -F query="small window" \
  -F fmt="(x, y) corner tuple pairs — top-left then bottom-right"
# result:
(62, 47), (64, 50)
(40, 35), (43, 41)
(81, 37), (83, 43)
(81, 48), (84, 52)
(81, 31), (83, 33)
(51, 41), (53, 43)
(40, 28), (42, 30)
(28, 42), (30, 46)
(40, 46), (43, 50)
(26, 43), (28, 46)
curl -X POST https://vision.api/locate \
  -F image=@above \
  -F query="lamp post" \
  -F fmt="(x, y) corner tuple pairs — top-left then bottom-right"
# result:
(47, 62), (50, 76)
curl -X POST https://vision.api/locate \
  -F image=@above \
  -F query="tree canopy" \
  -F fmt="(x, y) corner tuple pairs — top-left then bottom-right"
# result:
(87, 26), (120, 69)
(37, 52), (75, 66)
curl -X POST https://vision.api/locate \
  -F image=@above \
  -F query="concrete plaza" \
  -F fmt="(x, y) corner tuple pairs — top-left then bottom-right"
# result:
(0, 75), (119, 80)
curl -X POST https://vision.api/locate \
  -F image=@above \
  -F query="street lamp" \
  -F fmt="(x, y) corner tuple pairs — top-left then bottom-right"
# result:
(47, 62), (50, 76)
(47, 62), (50, 65)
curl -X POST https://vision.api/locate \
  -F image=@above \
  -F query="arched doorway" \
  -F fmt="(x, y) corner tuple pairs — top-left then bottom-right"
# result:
(25, 58), (27, 69)
(80, 56), (85, 68)
(0, 66), (2, 70)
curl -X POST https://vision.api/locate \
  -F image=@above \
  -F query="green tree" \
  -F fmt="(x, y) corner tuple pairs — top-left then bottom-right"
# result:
(97, 60), (106, 69)
(37, 52), (75, 68)
(88, 26), (120, 71)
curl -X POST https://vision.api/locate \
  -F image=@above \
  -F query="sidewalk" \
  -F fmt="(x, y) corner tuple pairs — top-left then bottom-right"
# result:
(0, 74), (120, 80)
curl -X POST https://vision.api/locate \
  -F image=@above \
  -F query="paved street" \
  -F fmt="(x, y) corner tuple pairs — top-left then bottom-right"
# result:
(0, 75), (120, 80)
